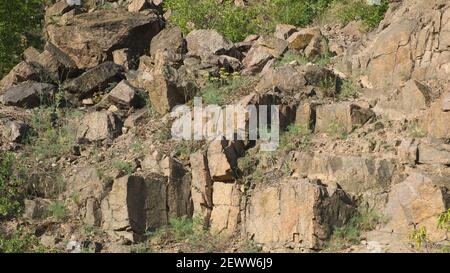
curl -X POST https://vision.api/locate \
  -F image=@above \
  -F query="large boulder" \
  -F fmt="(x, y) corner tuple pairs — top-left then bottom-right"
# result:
(76, 110), (122, 143)
(315, 102), (375, 134)
(46, 9), (162, 69)
(289, 151), (400, 205)
(244, 178), (355, 250)
(242, 35), (288, 74)
(186, 29), (234, 59)
(0, 62), (41, 93)
(207, 138), (240, 182)
(96, 80), (141, 109)
(255, 64), (307, 94)
(384, 172), (450, 241)
(0, 81), (56, 108)
(63, 62), (123, 99)
(150, 27), (186, 56)
(101, 174), (168, 242)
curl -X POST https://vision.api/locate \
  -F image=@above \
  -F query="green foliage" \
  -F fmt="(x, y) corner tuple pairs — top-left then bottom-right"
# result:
(0, 0), (45, 78)
(112, 160), (136, 175)
(200, 70), (250, 105)
(407, 121), (427, 138)
(324, 0), (388, 30)
(410, 226), (427, 249)
(165, 0), (333, 42)
(0, 152), (26, 218)
(279, 124), (311, 152)
(437, 209), (450, 232)
(0, 227), (42, 253)
(47, 200), (67, 220)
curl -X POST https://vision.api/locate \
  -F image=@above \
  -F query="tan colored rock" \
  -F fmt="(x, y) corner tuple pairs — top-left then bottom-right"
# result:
(418, 139), (450, 165)
(76, 110), (121, 143)
(112, 49), (131, 71)
(97, 80), (140, 109)
(0, 62), (40, 93)
(242, 46), (274, 74)
(374, 79), (431, 120)
(128, 0), (149, 12)
(398, 138), (419, 165)
(186, 29), (234, 58)
(190, 152), (213, 225)
(101, 174), (168, 242)
(46, 9), (162, 69)
(210, 182), (241, 235)
(207, 138), (239, 182)
(384, 172), (450, 241)
(244, 178), (355, 250)
(123, 108), (148, 128)
(150, 27), (186, 56)
(443, 92), (450, 111)
(23, 198), (51, 220)
(254, 35), (288, 58)
(0, 81), (56, 108)
(315, 102), (375, 134)
(420, 95), (450, 139)
(295, 102), (316, 130)
(255, 64), (307, 94)
(289, 151), (399, 201)
(274, 24), (297, 40)
(287, 27), (321, 51)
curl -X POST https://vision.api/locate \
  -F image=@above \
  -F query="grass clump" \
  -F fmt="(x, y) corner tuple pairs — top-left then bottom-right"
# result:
(112, 160), (136, 175)
(0, 227), (41, 253)
(327, 121), (348, 140)
(47, 200), (67, 221)
(279, 124), (311, 152)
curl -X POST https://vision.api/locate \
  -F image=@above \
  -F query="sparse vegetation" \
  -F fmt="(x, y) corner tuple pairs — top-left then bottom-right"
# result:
(322, 0), (389, 30)
(147, 216), (228, 252)
(0, 227), (45, 253)
(112, 160), (136, 175)
(0, 152), (26, 218)
(327, 121), (348, 140)
(47, 200), (67, 221)
(279, 124), (311, 152)
(339, 78), (359, 98)
(325, 207), (384, 251)
(407, 121), (427, 138)
(200, 69), (251, 105)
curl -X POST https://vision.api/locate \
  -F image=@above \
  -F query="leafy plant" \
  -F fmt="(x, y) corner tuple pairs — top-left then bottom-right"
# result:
(327, 121), (348, 140)
(410, 226), (428, 249)
(279, 124), (311, 152)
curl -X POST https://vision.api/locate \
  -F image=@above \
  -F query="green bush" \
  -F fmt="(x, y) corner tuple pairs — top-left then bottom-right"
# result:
(165, 0), (333, 42)
(0, 152), (26, 218)
(0, 0), (45, 78)
(325, 0), (388, 30)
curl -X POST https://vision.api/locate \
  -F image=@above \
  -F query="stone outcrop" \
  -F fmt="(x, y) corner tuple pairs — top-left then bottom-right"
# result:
(46, 9), (162, 69)
(244, 178), (355, 250)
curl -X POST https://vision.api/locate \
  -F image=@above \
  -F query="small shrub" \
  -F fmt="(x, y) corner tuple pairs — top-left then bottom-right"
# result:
(410, 226), (428, 249)
(47, 200), (67, 221)
(112, 160), (135, 175)
(339, 79), (359, 98)
(407, 121), (427, 138)
(279, 124), (311, 152)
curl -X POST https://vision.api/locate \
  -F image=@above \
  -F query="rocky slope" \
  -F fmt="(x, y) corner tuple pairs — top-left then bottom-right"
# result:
(0, 0), (449, 253)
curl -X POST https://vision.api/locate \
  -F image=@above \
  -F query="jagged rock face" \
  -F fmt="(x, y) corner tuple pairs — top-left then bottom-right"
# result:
(186, 29), (235, 59)
(244, 178), (355, 250)
(346, 0), (450, 89)
(0, 62), (41, 93)
(289, 151), (401, 205)
(210, 181), (242, 235)
(190, 152), (213, 226)
(46, 9), (162, 69)
(420, 94), (450, 139)
(150, 27), (186, 56)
